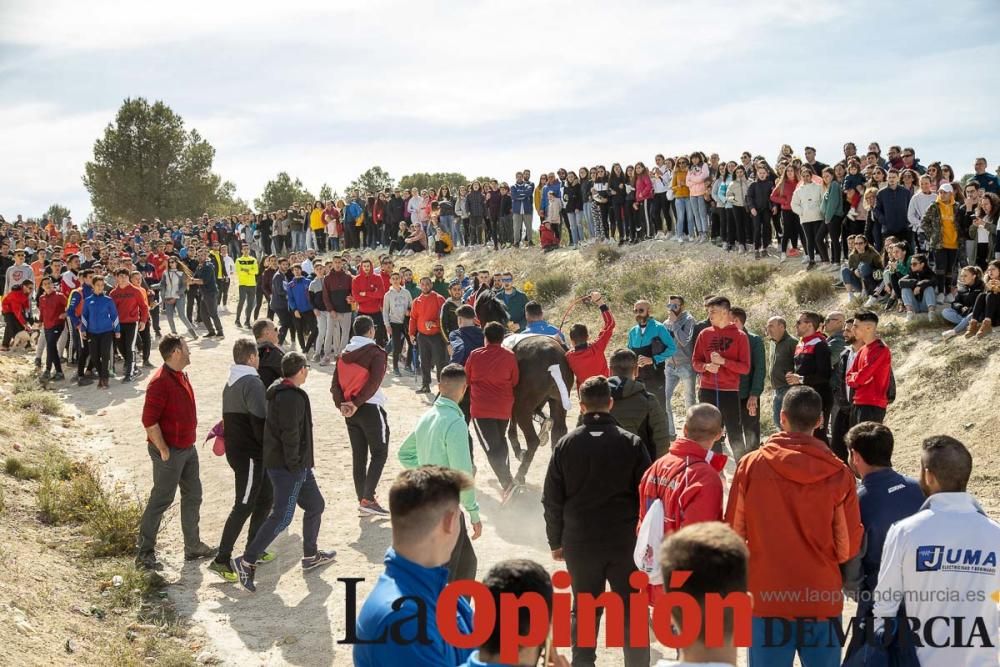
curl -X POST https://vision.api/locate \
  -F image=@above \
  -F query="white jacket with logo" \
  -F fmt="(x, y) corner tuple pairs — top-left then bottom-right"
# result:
(791, 182), (824, 223)
(872, 492), (1000, 667)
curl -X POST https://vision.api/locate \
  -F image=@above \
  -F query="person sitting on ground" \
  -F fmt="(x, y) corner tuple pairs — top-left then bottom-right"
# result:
(403, 222), (427, 254)
(966, 259), (1000, 339)
(353, 467), (476, 667)
(898, 253), (937, 321)
(458, 559), (569, 667)
(941, 265), (984, 338)
(841, 235), (883, 298)
(565, 291), (615, 390)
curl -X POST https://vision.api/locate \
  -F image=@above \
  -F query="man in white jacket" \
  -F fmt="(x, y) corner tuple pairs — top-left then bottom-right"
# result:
(907, 175), (938, 243)
(872, 435), (1000, 666)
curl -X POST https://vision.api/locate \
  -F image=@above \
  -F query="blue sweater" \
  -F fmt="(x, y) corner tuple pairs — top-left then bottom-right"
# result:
(856, 469), (924, 601)
(81, 293), (120, 335)
(510, 181), (534, 214)
(449, 326), (485, 366)
(285, 276), (313, 313)
(874, 186), (912, 235)
(627, 319), (676, 367)
(354, 548), (474, 667)
(67, 284), (94, 329)
(525, 319), (565, 343)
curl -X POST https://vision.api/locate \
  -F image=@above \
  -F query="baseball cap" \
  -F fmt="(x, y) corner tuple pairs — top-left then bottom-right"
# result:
(938, 183), (953, 193)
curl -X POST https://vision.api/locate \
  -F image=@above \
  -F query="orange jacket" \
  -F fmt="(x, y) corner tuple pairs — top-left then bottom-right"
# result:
(725, 432), (862, 619)
(408, 291), (446, 338)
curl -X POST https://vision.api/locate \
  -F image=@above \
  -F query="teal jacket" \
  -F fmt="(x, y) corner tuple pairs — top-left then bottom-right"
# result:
(498, 288), (528, 330)
(738, 331), (766, 399)
(821, 180), (845, 223)
(399, 397), (479, 523)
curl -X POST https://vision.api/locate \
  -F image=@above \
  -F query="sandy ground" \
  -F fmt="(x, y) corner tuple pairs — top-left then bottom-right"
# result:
(65, 304), (676, 666)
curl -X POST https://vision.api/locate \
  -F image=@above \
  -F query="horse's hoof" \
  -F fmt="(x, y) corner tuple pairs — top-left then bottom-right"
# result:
(513, 449), (524, 462)
(538, 419), (553, 445)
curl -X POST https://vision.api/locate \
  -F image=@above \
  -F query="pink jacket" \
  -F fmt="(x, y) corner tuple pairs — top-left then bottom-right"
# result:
(635, 174), (653, 202)
(685, 164), (710, 197)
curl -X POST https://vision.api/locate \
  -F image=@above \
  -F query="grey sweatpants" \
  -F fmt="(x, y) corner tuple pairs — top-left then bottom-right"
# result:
(137, 444), (203, 555)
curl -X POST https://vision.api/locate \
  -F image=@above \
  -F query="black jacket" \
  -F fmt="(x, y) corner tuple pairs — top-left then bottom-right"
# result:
(746, 177), (775, 212)
(794, 334), (832, 403)
(563, 183), (583, 212)
(952, 279), (984, 317)
(898, 265), (936, 292)
(263, 380), (314, 473)
(386, 196), (405, 225)
(607, 375), (669, 461)
(222, 374), (267, 459)
(542, 412), (651, 550)
(257, 342), (284, 389)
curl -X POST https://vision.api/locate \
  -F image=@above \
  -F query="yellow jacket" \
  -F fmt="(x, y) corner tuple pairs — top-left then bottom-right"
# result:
(309, 208), (325, 231)
(235, 255), (259, 287)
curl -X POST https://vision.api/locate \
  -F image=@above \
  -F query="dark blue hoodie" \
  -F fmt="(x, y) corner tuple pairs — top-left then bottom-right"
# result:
(449, 325), (485, 366)
(285, 276), (313, 313)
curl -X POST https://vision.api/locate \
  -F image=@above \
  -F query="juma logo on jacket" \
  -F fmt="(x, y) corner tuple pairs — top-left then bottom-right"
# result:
(916, 545), (998, 574)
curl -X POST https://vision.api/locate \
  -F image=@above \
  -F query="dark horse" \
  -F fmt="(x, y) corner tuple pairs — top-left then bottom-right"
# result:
(474, 290), (573, 484)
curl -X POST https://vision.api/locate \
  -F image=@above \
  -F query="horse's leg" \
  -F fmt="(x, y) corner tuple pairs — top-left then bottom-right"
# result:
(512, 403), (540, 485)
(547, 396), (568, 447)
(507, 419), (522, 461)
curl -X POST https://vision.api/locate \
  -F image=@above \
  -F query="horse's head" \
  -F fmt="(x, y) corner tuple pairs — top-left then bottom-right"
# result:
(475, 290), (509, 327)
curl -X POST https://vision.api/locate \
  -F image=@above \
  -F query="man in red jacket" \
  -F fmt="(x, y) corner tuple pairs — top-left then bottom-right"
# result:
(408, 277), (447, 394)
(846, 310), (892, 425)
(110, 268), (149, 382)
(466, 322), (520, 496)
(565, 291), (615, 391)
(726, 385), (862, 666)
(351, 259), (386, 347)
(636, 403), (725, 604)
(38, 275), (68, 380)
(691, 296), (750, 458)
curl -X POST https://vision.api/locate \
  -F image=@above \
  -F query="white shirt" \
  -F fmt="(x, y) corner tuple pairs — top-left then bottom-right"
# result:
(873, 492), (1000, 667)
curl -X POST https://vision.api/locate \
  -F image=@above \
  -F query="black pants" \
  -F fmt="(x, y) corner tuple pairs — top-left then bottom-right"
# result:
(446, 513), (477, 583)
(830, 406), (851, 464)
(698, 388), (746, 460)
(417, 333), (448, 389)
(780, 209), (801, 252)
(295, 310), (318, 353)
(149, 292), (161, 335)
(652, 192), (667, 234)
(216, 450), (273, 563)
(801, 220), (828, 263)
(389, 322), (407, 371)
(275, 307), (292, 345)
(346, 404), (389, 502)
(472, 418), (513, 489)
(850, 404), (886, 427)
(752, 207), (772, 250)
(88, 331), (114, 380)
(809, 384), (833, 444)
(138, 321), (151, 362)
(564, 544), (650, 667)
(363, 311), (387, 348)
(218, 279), (230, 307)
(2, 312), (24, 348)
(934, 247), (959, 294)
(637, 365), (667, 418)
(44, 326), (64, 374)
(187, 288), (200, 323)
(118, 322), (139, 377)
(237, 285), (256, 325)
(828, 215), (845, 264)
(74, 327), (92, 376)
(199, 291), (223, 336)
(738, 394), (760, 458)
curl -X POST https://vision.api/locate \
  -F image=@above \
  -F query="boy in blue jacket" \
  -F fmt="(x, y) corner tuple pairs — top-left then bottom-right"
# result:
(286, 263), (317, 354)
(80, 275), (120, 388)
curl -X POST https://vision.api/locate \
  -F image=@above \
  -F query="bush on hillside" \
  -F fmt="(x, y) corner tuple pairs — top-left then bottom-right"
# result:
(788, 272), (835, 304)
(594, 245), (623, 266)
(532, 274), (572, 305)
(13, 390), (63, 416)
(727, 263), (779, 289)
(4, 456), (40, 481)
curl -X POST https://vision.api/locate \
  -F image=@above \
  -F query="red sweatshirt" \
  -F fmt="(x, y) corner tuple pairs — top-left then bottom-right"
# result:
(408, 291), (446, 338)
(466, 342), (519, 419)
(846, 338), (892, 408)
(351, 271), (386, 314)
(691, 324), (750, 391)
(2, 289), (31, 326)
(38, 291), (68, 329)
(566, 305), (615, 389)
(769, 179), (796, 211)
(109, 284), (149, 325)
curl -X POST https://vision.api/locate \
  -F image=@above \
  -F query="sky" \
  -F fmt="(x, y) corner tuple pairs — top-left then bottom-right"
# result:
(2, 0), (999, 222)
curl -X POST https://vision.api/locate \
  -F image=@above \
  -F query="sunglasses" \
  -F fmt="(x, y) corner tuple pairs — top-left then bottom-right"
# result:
(502, 278), (512, 283)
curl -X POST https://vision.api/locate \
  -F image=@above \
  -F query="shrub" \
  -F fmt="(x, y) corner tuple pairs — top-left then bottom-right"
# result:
(788, 272), (835, 304)
(101, 562), (164, 611)
(4, 456), (40, 481)
(532, 274), (572, 305)
(594, 245), (622, 266)
(727, 263), (779, 289)
(13, 390), (63, 416)
(87, 484), (143, 557)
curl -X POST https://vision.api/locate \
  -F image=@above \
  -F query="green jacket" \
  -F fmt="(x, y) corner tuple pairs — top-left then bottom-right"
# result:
(768, 332), (798, 390)
(739, 332), (766, 399)
(399, 397), (479, 523)
(820, 180), (844, 223)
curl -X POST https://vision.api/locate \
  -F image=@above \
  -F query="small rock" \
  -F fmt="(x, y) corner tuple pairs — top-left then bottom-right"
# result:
(15, 620), (34, 636)
(157, 591), (169, 599)
(126, 630), (138, 642)
(196, 651), (218, 665)
(12, 443), (22, 451)
(280, 635), (298, 646)
(112, 575), (124, 587)
(963, 422), (975, 430)
(188, 626), (206, 637)
(65, 639), (77, 654)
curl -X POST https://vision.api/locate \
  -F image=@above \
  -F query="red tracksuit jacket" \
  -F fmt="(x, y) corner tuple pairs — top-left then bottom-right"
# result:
(846, 338), (892, 408)
(466, 342), (519, 420)
(566, 305), (615, 389)
(691, 324), (750, 391)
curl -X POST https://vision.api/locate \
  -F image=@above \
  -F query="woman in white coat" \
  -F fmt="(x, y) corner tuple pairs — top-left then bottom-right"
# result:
(791, 165), (829, 269)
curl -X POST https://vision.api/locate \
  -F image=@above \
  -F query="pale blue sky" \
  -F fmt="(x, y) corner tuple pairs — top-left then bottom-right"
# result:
(2, 0), (998, 221)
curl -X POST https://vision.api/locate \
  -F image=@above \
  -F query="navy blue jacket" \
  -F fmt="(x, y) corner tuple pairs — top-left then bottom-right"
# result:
(449, 325), (485, 366)
(285, 276), (313, 313)
(270, 271), (289, 311)
(510, 181), (534, 214)
(874, 186), (912, 235)
(857, 468), (924, 597)
(195, 261), (218, 293)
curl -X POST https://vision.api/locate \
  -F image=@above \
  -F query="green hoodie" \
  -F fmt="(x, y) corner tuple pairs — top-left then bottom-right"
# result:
(399, 397), (480, 523)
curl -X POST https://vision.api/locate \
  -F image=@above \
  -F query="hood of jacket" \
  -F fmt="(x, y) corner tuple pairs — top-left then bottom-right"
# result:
(227, 364), (258, 387)
(265, 377), (304, 400)
(757, 432), (847, 484)
(608, 375), (648, 400)
(341, 335), (385, 364)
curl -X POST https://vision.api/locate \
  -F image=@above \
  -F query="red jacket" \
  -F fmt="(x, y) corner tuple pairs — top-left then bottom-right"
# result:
(142, 365), (197, 449)
(769, 179), (796, 210)
(634, 173), (653, 202)
(466, 342), (519, 419)
(566, 306), (615, 389)
(691, 324), (750, 391)
(110, 284), (149, 325)
(379, 271), (391, 293)
(539, 222), (559, 249)
(846, 338), (892, 408)
(39, 291), (68, 329)
(725, 432), (862, 619)
(2, 289), (31, 326)
(351, 271), (386, 314)
(408, 291), (446, 338)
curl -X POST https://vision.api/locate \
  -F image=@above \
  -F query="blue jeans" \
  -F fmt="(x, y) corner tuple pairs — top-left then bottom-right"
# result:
(840, 262), (874, 294)
(664, 364), (696, 437)
(689, 195), (709, 235)
(772, 385), (789, 431)
(674, 197), (691, 236)
(941, 307), (972, 332)
(749, 616), (841, 667)
(242, 467), (325, 562)
(291, 229), (306, 252)
(901, 286), (935, 313)
(567, 210), (583, 245)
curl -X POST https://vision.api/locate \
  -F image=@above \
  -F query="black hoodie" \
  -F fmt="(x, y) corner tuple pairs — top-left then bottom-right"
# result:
(263, 379), (314, 473)
(257, 341), (285, 389)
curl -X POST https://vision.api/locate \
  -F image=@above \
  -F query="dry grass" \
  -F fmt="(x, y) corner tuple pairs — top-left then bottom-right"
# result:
(787, 271), (836, 304)
(4, 456), (41, 481)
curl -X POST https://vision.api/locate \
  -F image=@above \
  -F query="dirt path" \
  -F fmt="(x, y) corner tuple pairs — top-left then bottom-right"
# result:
(64, 306), (650, 666)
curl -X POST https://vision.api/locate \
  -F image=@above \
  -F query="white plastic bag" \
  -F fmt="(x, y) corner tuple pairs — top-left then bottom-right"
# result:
(634, 499), (665, 585)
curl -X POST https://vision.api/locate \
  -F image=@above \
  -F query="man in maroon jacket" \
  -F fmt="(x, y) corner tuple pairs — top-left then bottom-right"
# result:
(321, 254), (354, 362)
(846, 310), (892, 425)
(136, 334), (215, 571)
(691, 296), (750, 458)
(466, 322), (519, 495)
(351, 259), (387, 347)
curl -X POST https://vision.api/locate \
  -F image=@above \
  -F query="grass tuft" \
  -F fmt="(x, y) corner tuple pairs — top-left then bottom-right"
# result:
(4, 456), (41, 481)
(532, 273), (573, 305)
(788, 272), (835, 304)
(593, 245), (623, 266)
(13, 390), (63, 416)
